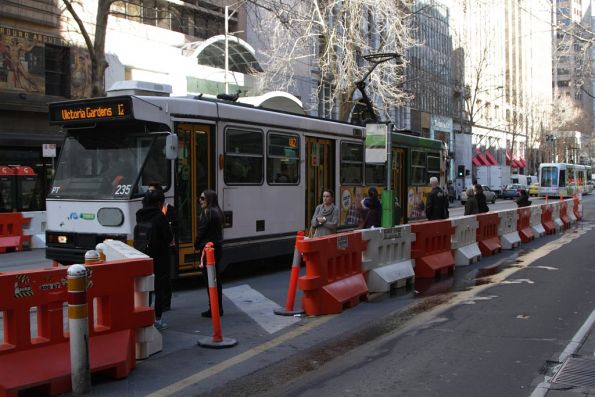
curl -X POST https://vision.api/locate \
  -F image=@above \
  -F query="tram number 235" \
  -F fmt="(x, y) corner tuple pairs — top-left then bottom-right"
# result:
(114, 184), (132, 195)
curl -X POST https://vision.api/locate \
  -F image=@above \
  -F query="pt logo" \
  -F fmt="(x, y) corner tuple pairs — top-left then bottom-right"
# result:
(68, 212), (79, 220)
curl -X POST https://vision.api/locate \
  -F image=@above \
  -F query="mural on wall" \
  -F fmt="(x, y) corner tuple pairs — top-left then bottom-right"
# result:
(0, 27), (91, 98)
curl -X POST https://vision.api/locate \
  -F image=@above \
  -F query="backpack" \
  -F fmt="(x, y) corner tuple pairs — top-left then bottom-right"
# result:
(133, 220), (154, 255)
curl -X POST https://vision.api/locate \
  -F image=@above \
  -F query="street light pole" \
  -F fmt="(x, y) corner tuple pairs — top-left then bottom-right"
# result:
(224, 6), (238, 95)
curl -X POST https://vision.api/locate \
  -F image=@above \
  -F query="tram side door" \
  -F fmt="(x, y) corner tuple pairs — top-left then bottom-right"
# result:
(305, 138), (334, 229)
(175, 123), (214, 275)
(392, 148), (406, 224)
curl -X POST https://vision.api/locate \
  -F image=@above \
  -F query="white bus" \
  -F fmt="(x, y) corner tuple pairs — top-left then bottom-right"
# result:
(46, 85), (446, 276)
(539, 163), (590, 197)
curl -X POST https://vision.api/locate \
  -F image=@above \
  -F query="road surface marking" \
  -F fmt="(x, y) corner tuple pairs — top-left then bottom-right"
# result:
(145, 315), (334, 397)
(223, 284), (301, 334)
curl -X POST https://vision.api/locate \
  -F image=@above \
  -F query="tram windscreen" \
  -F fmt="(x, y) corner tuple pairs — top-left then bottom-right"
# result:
(540, 166), (558, 188)
(49, 133), (169, 199)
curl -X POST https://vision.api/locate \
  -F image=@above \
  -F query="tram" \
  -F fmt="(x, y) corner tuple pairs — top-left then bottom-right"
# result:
(539, 162), (591, 197)
(45, 84), (446, 276)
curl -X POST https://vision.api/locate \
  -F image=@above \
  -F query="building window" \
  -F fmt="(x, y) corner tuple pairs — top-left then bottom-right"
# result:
(45, 44), (70, 97)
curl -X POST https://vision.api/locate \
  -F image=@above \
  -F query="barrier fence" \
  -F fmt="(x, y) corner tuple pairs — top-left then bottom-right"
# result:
(0, 257), (155, 396)
(0, 212), (31, 254)
(410, 220), (455, 278)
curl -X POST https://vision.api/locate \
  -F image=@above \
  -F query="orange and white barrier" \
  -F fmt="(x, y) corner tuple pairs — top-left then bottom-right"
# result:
(540, 203), (557, 235)
(21, 211), (46, 249)
(572, 194), (582, 220)
(360, 225), (415, 292)
(450, 216), (481, 267)
(275, 231), (306, 316)
(496, 209), (521, 250)
(529, 205), (545, 238)
(563, 199), (577, 225)
(297, 231), (368, 315)
(558, 200), (571, 229)
(0, 257), (155, 396)
(475, 213), (502, 257)
(411, 220), (455, 278)
(517, 207), (535, 243)
(550, 201), (564, 231)
(0, 212), (31, 253)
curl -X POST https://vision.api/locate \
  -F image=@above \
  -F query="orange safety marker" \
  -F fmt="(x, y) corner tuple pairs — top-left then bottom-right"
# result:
(197, 243), (237, 349)
(545, 194), (548, 204)
(275, 231), (305, 316)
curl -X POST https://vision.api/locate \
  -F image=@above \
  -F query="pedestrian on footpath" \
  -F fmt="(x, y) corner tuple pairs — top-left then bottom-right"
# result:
(464, 187), (479, 215)
(516, 189), (531, 207)
(148, 182), (176, 311)
(310, 189), (339, 237)
(426, 177), (449, 220)
(359, 187), (382, 228)
(474, 184), (490, 213)
(194, 189), (224, 318)
(134, 189), (172, 331)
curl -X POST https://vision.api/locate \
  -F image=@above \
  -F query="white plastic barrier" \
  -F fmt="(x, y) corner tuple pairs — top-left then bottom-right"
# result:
(450, 215), (481, 267)
(496, 209), (521, 250)
(100, 239), (161, 359)
(21, 210), (46, 249)
(529, 205), (545, 238)
(360, 226), (415, 293)
(564, 199), (577, 224)
(550, 201), (564, 231)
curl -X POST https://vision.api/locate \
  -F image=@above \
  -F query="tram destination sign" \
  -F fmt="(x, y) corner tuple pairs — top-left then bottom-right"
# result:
(49, 97), (133, 125)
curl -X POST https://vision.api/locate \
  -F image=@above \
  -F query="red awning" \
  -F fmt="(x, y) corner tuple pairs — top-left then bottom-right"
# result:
(472, 157), (482, 166)
(474, 148), (489, 166)
(485, 151), (498, 166)
(511, 160), (520, 168)
(518, 159), (526, 168)
(506, 149), (512, 165)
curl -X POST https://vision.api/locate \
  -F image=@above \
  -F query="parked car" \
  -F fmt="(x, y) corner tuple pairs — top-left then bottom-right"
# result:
(501, 184), (527, 199)
(528, 182), (540, 197)
(460, 185), (497, 204)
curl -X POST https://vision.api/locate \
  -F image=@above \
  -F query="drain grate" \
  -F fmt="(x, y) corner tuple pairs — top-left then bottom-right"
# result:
(551, 355), (595, 388)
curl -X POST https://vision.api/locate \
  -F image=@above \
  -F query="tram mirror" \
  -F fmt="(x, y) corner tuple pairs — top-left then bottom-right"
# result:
(165, 134), (178, 160)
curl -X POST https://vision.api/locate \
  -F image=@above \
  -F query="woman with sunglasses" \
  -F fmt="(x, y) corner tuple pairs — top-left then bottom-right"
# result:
(194, 190), (225, 318)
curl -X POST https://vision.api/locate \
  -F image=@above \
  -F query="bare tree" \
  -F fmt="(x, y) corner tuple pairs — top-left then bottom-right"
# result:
(244, 0), (414, 122)
(62, 0), (117, 97)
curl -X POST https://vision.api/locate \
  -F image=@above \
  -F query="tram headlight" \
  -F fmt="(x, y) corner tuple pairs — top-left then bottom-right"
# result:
(46, 232), (70, 244)
(58, 235), (68, 244)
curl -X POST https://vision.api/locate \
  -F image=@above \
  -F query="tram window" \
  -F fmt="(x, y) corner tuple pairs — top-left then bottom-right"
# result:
(411, 150), (426, 185)
(560, 170), (566, 187)
(224, 128), (263, 184)
(140, 135), (169, 191)
(341, 142), (363, 184)
(365, 164), (386, 185)
(0, 179), (13, 212)
(427, 154), (440, 181)
(267, 133), (299, 184)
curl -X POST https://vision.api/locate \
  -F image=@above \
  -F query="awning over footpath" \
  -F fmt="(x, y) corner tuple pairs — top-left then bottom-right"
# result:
(473, 148), (489, 166)
(484, 150), (498, 165)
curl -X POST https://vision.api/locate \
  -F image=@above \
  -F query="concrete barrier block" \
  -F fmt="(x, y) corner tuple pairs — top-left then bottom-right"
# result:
(453, 243), (481, 267)
(501, 231), (521, 250)
(367, 260), (414, 292)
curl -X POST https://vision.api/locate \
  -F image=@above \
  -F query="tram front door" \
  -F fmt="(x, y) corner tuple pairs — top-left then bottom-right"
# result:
(175, 123), (213, 275)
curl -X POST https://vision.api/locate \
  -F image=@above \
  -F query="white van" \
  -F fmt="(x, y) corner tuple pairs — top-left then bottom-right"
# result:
(511, 174), (537, 186)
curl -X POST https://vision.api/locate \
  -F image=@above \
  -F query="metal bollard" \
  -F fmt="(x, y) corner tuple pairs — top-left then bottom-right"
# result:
(68, 264), (91, 394)
(274, 231), (305, 316)
(197, 243), (237, 349)
(84, 250), (100, 265)
(95, 243), (106, 261)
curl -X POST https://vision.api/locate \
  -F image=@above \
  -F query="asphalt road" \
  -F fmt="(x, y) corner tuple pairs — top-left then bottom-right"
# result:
(1, 196), (592, 397)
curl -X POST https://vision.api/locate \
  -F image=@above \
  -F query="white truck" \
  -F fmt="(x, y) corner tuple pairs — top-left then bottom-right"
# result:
(476, 165), (511, 196)
(511, 174), (537, 187)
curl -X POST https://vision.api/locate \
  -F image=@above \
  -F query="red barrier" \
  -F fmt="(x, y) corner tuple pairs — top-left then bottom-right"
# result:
(559, 201), (571, 229)
(516, 207), (534, 243)
(297, 231), (368, 316)
(540, 204), (556, 235)
(475, 213), (502, 257)
(410, 220), (455, 278)
(0, 212), (31, 253)
(0, 258), (154, 396)
(572, 195), (582, 220)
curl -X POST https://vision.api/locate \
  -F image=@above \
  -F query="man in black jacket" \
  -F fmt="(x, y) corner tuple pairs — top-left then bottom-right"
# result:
(426, 177), (449, 220)
(135, 189), (172, 330)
